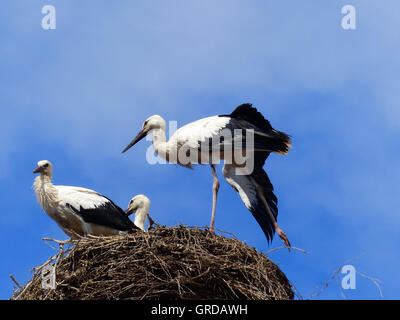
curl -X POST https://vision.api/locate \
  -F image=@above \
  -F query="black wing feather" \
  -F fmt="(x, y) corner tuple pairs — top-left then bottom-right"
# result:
(248, 166), (278, 243)
(223, 158), (279, 244)
(229, 103), (273, 132)
(66, 198), (138, 232)
(218, 103), (291, 154)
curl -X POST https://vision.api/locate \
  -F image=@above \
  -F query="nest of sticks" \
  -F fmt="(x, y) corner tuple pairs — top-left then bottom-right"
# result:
(11, 226), (293, 300)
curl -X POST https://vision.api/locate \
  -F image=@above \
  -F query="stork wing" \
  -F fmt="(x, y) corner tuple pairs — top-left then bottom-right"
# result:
(169, 116), (231, 149)
(222, 163), (278, 243)
(169, 114), (290, 158)
(57, 186), (137, 232)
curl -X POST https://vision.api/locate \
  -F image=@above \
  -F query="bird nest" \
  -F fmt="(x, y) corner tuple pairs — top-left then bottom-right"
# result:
(11, 226), (293, 300)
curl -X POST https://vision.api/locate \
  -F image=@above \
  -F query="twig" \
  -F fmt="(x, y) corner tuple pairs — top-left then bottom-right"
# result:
(9, 274), (22, 289)
(33, 252), (59, 273)
(357, 271), (383, 299)
(42, 238), (75, 245)
(215, 228), (239, 241)
(290, 281), (304, 300)
(265, 246), (310, 255)
(307, 254), (383, 299)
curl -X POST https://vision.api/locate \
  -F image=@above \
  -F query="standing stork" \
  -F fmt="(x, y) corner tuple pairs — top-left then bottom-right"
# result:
(122, 104), (291, 248)
(33, 160), (139, 238)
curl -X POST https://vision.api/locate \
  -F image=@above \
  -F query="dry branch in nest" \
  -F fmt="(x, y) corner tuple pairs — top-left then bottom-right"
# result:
(11, 226), (294, 300)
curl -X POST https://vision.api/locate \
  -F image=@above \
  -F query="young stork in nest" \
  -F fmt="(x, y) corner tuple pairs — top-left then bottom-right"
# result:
(125, 194), (151, 231)
(122, 103), (292, 249)
(33, 160), (139, 238)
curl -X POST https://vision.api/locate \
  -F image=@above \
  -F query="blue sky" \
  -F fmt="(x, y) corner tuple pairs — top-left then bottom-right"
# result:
(1, 1), (399, 299)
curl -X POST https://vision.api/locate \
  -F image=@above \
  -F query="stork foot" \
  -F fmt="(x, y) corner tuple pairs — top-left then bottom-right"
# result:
(276, 227), (291, 251)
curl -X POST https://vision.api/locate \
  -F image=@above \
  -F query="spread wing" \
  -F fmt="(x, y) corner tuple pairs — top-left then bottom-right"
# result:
(222, 162), (278, 243)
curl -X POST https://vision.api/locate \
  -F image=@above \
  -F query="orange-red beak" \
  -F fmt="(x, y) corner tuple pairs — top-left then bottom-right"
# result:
(33, 166), (42, 174)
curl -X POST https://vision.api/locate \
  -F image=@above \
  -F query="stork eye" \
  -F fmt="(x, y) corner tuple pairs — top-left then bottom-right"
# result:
(43, 163), (49, 168)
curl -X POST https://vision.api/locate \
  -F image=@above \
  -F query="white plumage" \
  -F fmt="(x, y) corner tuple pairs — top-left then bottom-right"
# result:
(122, 103), (292, 248)
(222, 165), (254, 209)
(33, 160), (138, 238)
(169, 116), (231, 150)
(58, 186), (110, 210)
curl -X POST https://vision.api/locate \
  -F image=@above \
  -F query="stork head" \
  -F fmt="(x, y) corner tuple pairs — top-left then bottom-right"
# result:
(125, 194), (151, 231)
(33, 160), (53, 176)
(125, 194), (151, 216)
(122, 115), (166, 153)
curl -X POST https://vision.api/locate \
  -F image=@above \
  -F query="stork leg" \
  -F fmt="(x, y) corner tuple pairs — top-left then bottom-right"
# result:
(255, 185), (291, 251)
(210, 165), (220, 233)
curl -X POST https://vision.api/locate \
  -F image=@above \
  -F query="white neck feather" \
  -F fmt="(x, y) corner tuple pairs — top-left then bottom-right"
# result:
(33, 174), (58, 211)
(151, 128), (168, 159)
(134, 207), (149, 231)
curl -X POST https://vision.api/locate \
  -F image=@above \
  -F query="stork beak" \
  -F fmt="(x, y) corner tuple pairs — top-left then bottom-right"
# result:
(122, 129), (147, 153)
(33, 166), (42, 174)
(125, 208), (135, 216)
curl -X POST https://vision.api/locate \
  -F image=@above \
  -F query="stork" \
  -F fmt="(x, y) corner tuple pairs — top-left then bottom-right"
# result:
(125, 194), (151, 231)
(122, 103), (291, 248)
(33, 160), (139, 238)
